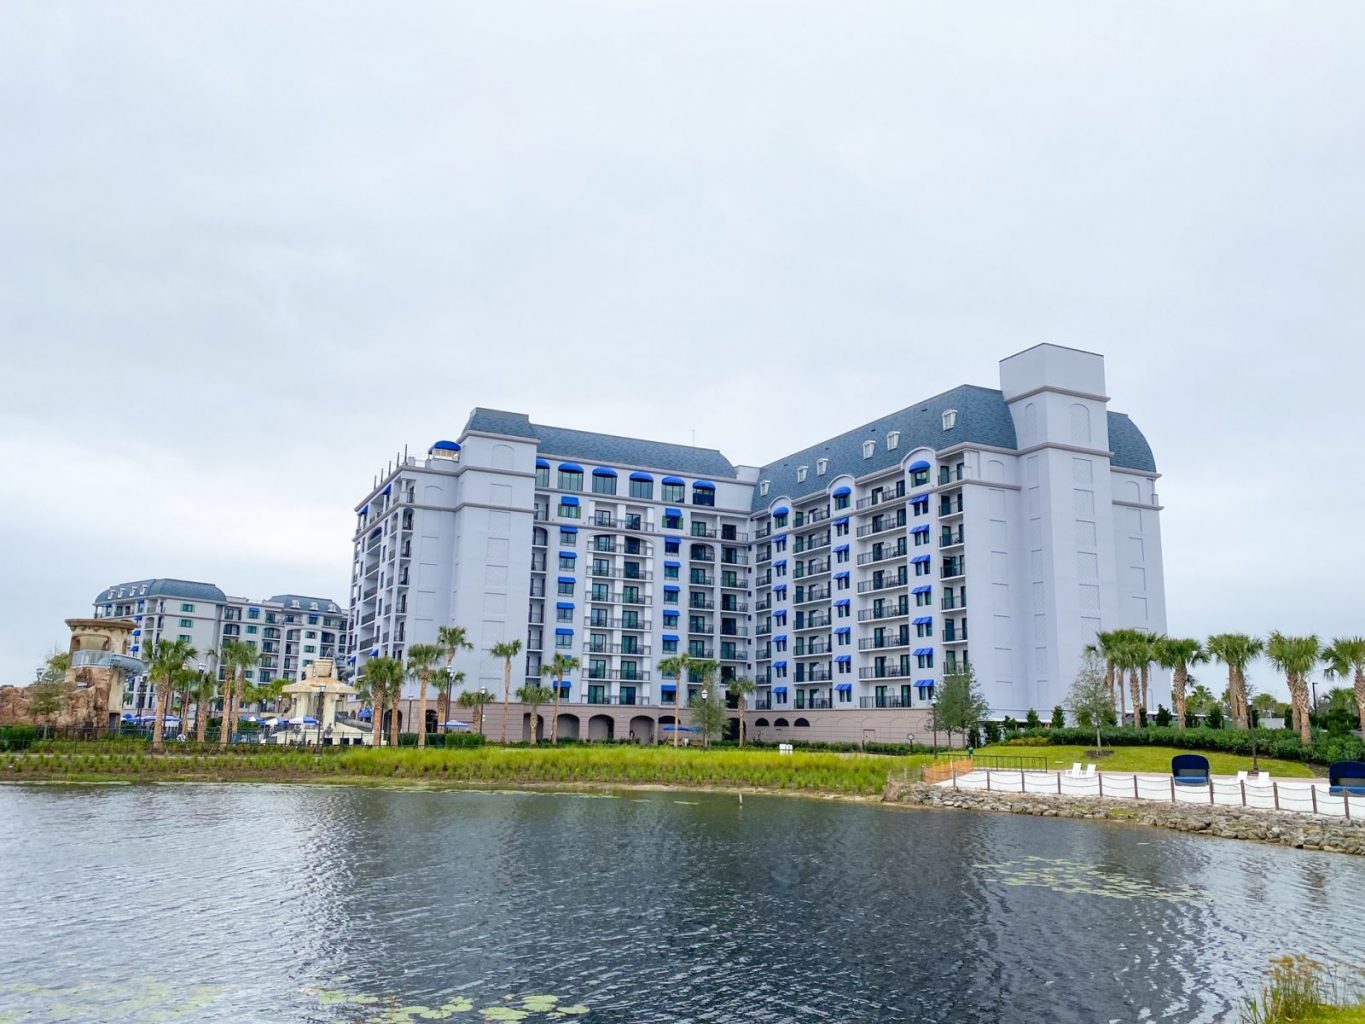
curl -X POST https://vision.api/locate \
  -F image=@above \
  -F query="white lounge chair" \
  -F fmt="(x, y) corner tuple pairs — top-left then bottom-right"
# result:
(1237, 770), (1249, 783)
(1256, 772), (1271, 785)
(1069, 762), (1083, 777)
(1084, 763), (1097, 778)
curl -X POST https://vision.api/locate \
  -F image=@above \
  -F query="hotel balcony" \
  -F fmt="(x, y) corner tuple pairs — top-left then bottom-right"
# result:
(584, 617), (652, 630)
(857, 516), (907, 539)
(794, 614), (833, 631)
(857, 573), (908, 594)
(940, 526), (965, 549)
(859, 696), (914, 709)
(940, 560), (966, 582)
(856, 485), (906, 511)
(858, 635), (912, 651)
(858, 605), (910, 622)
(938, 495), (965, 518)
(796, 585), (832, 603)
(859, 665), (914, 680)
(586, 644), (654, 656)
(585, 670), (653, 682)
(793, 532), (831, 553)
(857, 543), (907, 566)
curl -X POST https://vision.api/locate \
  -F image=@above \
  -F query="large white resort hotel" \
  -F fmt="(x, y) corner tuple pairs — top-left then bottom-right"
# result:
(351, 344), (1166, 744)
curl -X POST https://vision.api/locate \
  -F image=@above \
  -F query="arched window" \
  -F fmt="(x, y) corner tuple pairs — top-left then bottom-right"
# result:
(1070, 403), (1092, 445)
(774, 717), (790, 728)
(794, 717), (810, 728)
(754, 717), (770, 728)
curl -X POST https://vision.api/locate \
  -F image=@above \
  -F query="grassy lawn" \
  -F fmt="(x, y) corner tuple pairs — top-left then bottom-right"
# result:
(975, 743), (1318, 778)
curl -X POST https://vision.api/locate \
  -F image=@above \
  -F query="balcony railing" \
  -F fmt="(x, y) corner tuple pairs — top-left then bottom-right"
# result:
(793, 533), (831, 553)
(719, 576), (748, 589)
(856, 517), (907, 538)
(858, 636), (911, 650)
(940, 595), (966, 611)
(585, 670), (653, 682)
(794, 614), (833, 630)
(796, 586), (832, 603)
(857, 574), (908, 594)
(794, 696), (832, 708)
(857, 544), (906, 566)
(859, 666), (913, 680)
(584, 617), (653, 630)
(859, 696), (914, 709)
(856, 486), (906, 510)
(858, 606), (911, 622)
(795, 643), (832, 656)
(755, 598), (772, 612)
(586, 644), (654, 656)
(689, 574), (716, 587)
(938, 497), (965, 517)
(941, 527), (965, 547)
(688, 597), (715, 610)
(755, 526), (772, 540)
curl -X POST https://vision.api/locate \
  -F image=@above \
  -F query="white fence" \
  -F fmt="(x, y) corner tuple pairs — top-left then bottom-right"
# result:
(945, 768), (1360, 820)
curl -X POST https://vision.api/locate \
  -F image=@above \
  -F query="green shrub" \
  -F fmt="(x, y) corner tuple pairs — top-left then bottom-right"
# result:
(1154, 704), (1173, 728)
(0, 725), (39, 751)
(1025, 709), (1041, 729)
(1050, 706), (1065, 729)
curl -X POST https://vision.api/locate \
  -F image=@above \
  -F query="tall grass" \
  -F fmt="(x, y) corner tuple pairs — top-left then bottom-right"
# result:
(1242, 957), (1365, 1024)
(4, 744), (927, 796)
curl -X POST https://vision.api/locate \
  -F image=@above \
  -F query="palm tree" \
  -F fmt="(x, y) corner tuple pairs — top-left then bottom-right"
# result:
(657, 654), (695, 747)
(191, 667), (217, 744)
(147, 638), (196, 753)
(431, 668), (455, 730)
(688, 659), (721, 747)
(457, 686), (493, 734)
(1155, 636), (1206, 731)
(405, 643), (444, 748)
(436, 626), (475, 729)
(1206, 633), (1264, 730)
(1324, 637), (1365, 739)
(728, 676), (757, 747)
(516, 683), (553, 744)
(1266, 632), (1321, 744)
(541, 653), (580, 744)
(357, 656), (403, 746)
(1092, 631), (1124, 724)
(217, 639), (262, 750)
(490, 640), (523, 745)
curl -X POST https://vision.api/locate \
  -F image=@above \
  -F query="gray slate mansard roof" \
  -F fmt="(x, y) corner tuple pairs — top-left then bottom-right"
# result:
(752, 386), (1156, 511)
(98, 578), (228, 604)
(464, 408), (739, 479)
(267, 595), (345, 614)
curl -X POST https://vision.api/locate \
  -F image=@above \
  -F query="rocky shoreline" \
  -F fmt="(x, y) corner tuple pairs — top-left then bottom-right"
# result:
(883, 779), (1365, 856)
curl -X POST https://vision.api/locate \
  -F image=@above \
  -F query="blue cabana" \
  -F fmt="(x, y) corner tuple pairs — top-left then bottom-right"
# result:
(1329, 760), (1365, 796)
(1171, 753), (1211, 786)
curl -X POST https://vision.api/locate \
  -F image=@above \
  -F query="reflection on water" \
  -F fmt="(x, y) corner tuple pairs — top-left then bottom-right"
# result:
(3, 783), (1365, 1023)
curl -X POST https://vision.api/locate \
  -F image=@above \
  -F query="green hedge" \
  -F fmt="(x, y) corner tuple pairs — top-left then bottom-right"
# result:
(0, 725), (38, 751)
(396, 732), (487, 748)
(1008, 726), (1364, 765)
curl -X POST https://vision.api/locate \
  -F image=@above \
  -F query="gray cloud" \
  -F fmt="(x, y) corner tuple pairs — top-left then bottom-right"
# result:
(3, 2), (1363, 699)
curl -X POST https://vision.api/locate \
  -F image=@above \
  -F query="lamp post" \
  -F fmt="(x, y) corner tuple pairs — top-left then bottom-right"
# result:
(479, 687), (489, 735)
(700, 688), (709, 748)
(316, 684), (325, 749)
(931, 698), (939, 755)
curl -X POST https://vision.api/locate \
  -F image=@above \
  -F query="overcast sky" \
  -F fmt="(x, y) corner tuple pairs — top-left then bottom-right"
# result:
(3, 2), (1362, 699)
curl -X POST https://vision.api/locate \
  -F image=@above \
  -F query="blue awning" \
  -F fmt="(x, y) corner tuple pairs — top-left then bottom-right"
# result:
(662, 476), (685, 486)
(833, 516), (849, 526)
(559, 463), (584, 473)
(912, 555), (930, 564)
(832, 486), (851, 497)
(833, 544), (849, 553)
(558, 576), (576, 584)
(665, 539), (680, 549)
(664, 507), (682, 517)
(772, 506), (790, 516)
(774, 584), (787, 593)
(774, 634), (788, 643)
(630, 471), (653, 481)
(559, 525), (578, 533)
(834, 598), (850, 607)
(913, 647), (932, 656)
(556, 628), (575, 636)
(132, 629), (141, 636)
(381, 483), (391, 495)
(836, 681), (853, 690)
(773, 686), (788, 695)
(661, 685), (677, 694)
(556, 602), (574, 609)
(834, 571), (850, 579)
(560, 496), (580, 506)
(911, 493), (930, 504)
(774, 609), (787, 619)
(834, 626), (851, 635)
(662, 633), (679, 642)
(916, 679), (935, 687)
(359, 504), (369, 515)
(536, 457), (550, 468)
(774, 559), (787, 567)
(592, 467), (617, 477)
(913, 616), (932, 625)
(664, 584), (680, 592)
(912, 585), (931, 594)
(912, 524), (931, 534)
(909, 460), (931, 471)
(560, 551), (577, 559)
(774, 661), (788, 669)
(694, 480), (716, 490)
(664, 560), (681, 568)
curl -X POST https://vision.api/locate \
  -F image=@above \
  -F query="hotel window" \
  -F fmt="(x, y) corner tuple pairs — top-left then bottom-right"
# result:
(915, 589), (933, 607)
(837, 631), (850, 646)
(942, 409), (957, 430)
(558, 501), (581, 519)
(775, 537), (787, 552)
(759, 480), (770, 496)
(592, 473), (617, 495)
(911, 496), (930, 515)
(629, 477), (653, 500)
(590, 583), (608, 602)
(536, 464), (550, 487)
(662, 481), (685, 503)
(622, 585), (641, 604)
(816, 458), (828, 476)
(179, 618), (193, 628)
(556, 633), (573, 649)
(304, 645), (317, 654)
(664, 538), (680, 554)
(246, 625), (258, 634)
(181, 603), (195, 613)
(775, 664), (788, 679)
(835, 520), (849, 537)
(775, 562), (787, 578)
(863, 441), (875, 458)
(247, 608), (260, 620)
(592, 558), (610, 576)
(836, 576), (850, 591)
(559, 529), (577, 546)
(915, 560), (931, 577)
(664, 564), (679, 580)
(796, 466), (808, 483)
(722, 571), (738, 588)
(663, 512), (683, 530)
(836, 548), (849, 564)
(662, 636), (678, 653)
(559, 555), (576, 571)
(917, 620), (933, 638)
(664, 589), (678, 605)
(910, 467), (930, 488)
(887, 431), (900, 450)
(914, 530), (930, 547)
(774, 635), (787, 652)
(556, 606), (573, 623)
(692, 484), (716, 507)
(663, 610), (679, 627)
(774, 511), (788, 529)
(917, 650), (934, 669)
(836, 603), (850, 619)
(559, 467), (584, 491)
(557, 579), (575, 596)
(179, 634), (192, 643)
(833, 492), (850, 510)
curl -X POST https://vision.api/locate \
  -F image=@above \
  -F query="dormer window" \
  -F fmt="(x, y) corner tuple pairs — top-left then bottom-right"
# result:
(887, 430), (900, 450)
(942, 409), (958, 430)
(862, 440), (875, 459)
(759, 480), (770, 496)
(796, 465), (808, 483)
(816, 458), (829, 476)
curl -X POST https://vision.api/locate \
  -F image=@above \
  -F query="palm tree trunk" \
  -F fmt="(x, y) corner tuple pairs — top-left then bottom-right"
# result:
(417, 671), (429, 748)
(232, 677), (245, 744)
(151, 684), (168, 752)
(1234, 667), (1249, 730)
(1140, 664), (1150, 722)
(1173, 664), (1188, 731)
(372, 687), (384, 746)
(1115, 663), (1126, 727)
(1291, 675), (1312, 745)
(738, 697), (746, 747)
(501, 660), (511, 745)
(1105, 660), (1115, 714)
(1129, 669), (1142, 728)
(196, 694), (208, 744)
(529, 703), (539, 745)
(219, 677), (231, 750)
(1355, 668), (1365, 740)
(674, 680), (682, 748)
(551, 678), (561, 744)
(390, 687), (401, 747)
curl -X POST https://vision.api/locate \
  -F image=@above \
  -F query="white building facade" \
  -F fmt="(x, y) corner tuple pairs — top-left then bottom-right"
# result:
(92, 579), (349, 715)
(348, 345), (1166, 742)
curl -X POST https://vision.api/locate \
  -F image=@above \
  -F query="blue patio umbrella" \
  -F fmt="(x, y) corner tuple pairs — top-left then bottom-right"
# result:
(357, 709), (372, 720)
(660, 724), (697, 733)
(441, 720), (472, 729)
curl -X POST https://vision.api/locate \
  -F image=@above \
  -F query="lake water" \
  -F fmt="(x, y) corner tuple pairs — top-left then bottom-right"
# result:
(3, 783), (1365, 1024)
